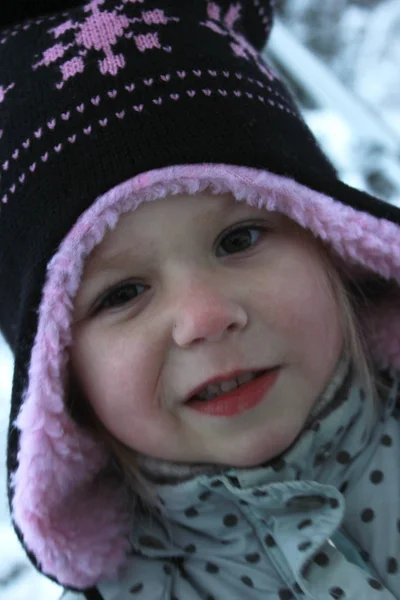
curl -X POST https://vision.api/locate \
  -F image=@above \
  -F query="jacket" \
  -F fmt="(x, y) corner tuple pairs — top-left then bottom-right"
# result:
(60, 361), (400, 599)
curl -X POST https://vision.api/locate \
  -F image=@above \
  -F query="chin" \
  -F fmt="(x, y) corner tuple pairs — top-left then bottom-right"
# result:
(222, 426), (302, 468)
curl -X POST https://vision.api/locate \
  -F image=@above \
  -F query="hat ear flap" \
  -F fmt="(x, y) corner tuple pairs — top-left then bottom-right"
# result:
(203, 0), (274, 51)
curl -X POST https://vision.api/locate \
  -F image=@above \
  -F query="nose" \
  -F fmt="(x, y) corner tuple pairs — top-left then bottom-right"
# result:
(171, 275), (248, 347)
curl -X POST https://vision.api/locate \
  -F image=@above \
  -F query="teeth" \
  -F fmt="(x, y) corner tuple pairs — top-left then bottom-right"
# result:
(237, 372), (254, 385)
(208, 384), (221, 395)
(220, 380), (239, 393)
(195, 372), (259, 401)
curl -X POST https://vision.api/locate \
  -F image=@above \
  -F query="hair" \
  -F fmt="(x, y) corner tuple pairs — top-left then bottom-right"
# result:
(66, 217), (396, 505)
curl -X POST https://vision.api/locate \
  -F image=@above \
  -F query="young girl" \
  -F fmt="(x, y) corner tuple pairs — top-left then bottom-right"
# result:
(1, 1), (399, 599)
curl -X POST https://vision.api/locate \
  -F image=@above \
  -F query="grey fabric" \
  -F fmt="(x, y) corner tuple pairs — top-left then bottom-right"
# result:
(94, 368), (400, 599)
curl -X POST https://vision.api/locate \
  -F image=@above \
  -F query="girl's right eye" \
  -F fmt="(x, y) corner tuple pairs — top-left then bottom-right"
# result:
(94, 282), (147, 313)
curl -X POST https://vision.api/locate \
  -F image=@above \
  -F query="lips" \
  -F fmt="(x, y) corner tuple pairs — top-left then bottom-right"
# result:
(186, 368), (280, 417)
(184, 368), (269, 405)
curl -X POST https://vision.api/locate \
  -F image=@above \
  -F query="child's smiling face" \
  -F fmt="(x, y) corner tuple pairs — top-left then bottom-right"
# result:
(71, 192), (343, 467)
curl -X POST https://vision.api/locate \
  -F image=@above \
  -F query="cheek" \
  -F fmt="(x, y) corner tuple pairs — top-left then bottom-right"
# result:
(252, 257), (343, 371)
(282, 271), (343, 381)
(72, 330), (159, 429)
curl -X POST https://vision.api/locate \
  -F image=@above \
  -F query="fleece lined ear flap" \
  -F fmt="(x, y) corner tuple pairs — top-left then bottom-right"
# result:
(0, 0), (84, 27)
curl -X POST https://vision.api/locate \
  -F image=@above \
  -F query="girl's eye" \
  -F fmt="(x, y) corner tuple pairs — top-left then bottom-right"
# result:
(94, 282), (146, 313)
(92, 224), (266, 314)
(217, 225), (265, 256)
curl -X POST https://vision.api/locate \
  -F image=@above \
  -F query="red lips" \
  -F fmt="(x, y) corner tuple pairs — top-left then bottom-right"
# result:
(184, 367), (268, 404)
(186, 368), (280, 417)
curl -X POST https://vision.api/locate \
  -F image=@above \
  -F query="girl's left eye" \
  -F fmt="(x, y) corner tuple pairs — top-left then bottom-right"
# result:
(216, 224), (266, 256)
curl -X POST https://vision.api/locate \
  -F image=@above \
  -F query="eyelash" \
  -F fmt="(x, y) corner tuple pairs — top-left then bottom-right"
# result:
(93, 223), (268, 313)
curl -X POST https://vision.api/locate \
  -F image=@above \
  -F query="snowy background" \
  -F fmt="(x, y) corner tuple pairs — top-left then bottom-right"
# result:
(0, 1), (399, 598)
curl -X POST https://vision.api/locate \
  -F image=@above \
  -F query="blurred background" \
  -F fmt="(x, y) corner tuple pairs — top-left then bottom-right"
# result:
(0, 1), (399, 598)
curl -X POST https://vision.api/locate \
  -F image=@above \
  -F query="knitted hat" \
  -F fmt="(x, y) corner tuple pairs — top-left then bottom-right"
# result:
(1, 0), (400, 591)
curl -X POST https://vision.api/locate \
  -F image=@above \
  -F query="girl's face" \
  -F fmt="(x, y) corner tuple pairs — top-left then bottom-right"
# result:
(71, 192), (343, 467)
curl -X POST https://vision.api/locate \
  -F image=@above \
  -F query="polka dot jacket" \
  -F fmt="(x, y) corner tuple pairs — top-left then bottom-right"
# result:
(62, 364), (400, 599)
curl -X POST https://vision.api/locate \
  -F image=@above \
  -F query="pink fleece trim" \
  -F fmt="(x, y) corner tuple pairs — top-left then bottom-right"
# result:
(12, 164), (400, 588)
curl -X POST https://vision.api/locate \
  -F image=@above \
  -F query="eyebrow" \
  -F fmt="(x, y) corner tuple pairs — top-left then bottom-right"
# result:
(87, 200), (253, 272)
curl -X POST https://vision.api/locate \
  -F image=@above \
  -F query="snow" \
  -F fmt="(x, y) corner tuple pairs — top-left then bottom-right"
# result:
(304, 109), (369, 191)
(0, 524), (61, 600)
(0, 343), (62, 598)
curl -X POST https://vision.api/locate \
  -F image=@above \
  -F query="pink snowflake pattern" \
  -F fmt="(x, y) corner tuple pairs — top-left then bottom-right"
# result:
(49, 20), (78, 39)
(0, 82), (15, 104)
(201, 2), (275, 82)
(135, 32), (161, 52)
(32, 0), (179, 87)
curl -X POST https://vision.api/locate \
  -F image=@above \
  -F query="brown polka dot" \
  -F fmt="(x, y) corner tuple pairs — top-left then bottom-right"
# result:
(387, 557), (398, 574)
(301, 560), (311, 578)
(211, 479), (223, 487)
(227, 475), (240, 487)
(279, 589), (295, 599)
(253, 489), (268, 497)
(298, 541), (312, 551)
(314, 551), (330, 566)
(339, 481), (348, 494)
(297, 519), (312, 530)
(199, 490), (212, 501)
(381, 434), (392, 446)
(370, 470), (383, 484)
(293, 582), (304, 595)
(329, 497), (339, 509)
(205, 562), (219, 573)
(245, 552), (260, 563)
(184, 507), (199, 518)
(265, 534), (276, 547)
(241, 575), (253, 587)
(223, 513), (238, 527)
(368, 578), (383, 590)
(329, 587), (345, 598)
(336, 450), (351, 464)
(349, 414), (358, 427)
(239, 499), (249, 506)
(130, 583), (144, 593)
(360, 549), (370, 562)
(361, 508), (375, 522)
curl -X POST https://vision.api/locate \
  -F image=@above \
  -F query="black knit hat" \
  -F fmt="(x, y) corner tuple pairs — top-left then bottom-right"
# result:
(1, 0), (400, 592)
